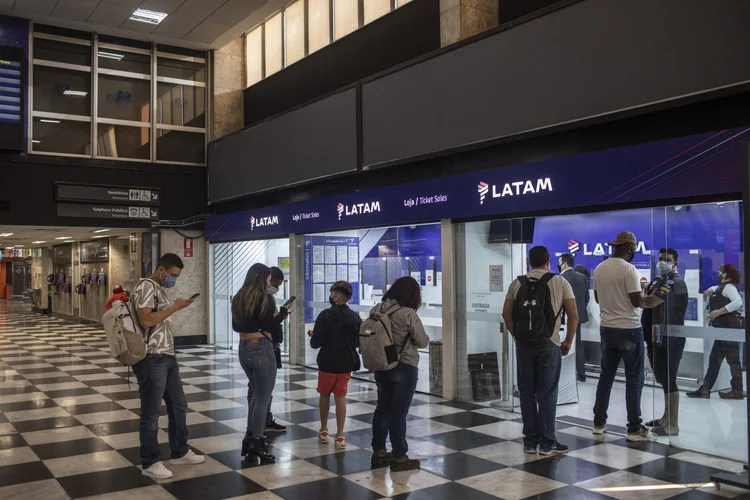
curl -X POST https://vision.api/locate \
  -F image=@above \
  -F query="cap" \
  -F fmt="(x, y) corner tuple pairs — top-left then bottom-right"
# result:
(330, 281), (353, 299)
(608, 231), (637, 247)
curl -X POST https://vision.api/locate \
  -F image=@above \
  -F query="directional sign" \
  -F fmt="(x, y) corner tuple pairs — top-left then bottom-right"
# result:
(57, 203), (160, 220)
(56, 183), (161, 206)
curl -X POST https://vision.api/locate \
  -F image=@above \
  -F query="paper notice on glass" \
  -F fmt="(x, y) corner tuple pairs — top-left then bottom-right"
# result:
(437, 272), (442, 287)
(337, 265), (348, 281)
(313, 246), (324, 264)
(348, 246), (359, 265)
(313, 284), (326, 302)
(425, 270), (434, 286)
(489, 265), (503, 292)
(337, 246), (348, 264)
(348, 265), (359, 283)
(325, 265), (336, 282)
(325, 246), (336, 264)
(685, 269), (701, 294)
(411, 271), (421, 283)
(313, 265), (325, 283)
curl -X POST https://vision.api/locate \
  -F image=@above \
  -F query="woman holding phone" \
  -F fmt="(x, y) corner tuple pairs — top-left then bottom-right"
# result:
(232, 263), (291, 463)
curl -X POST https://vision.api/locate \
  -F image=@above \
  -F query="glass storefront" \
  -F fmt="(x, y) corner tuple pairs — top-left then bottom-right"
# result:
(455, 201), (746, 461)
(295, 223), (443, 396)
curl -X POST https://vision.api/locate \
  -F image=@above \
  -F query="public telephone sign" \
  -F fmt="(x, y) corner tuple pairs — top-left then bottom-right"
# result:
(56, 183), (161, 206)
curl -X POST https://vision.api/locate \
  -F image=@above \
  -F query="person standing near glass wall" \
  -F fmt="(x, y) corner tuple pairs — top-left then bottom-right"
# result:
(263, 266), (287, 433)
(559, 254), (590, 382)
(641, 248), (689, 436)
(370, 276), (429, 472)
(232, 263), (289, 464)
(688, 264), (745, 400)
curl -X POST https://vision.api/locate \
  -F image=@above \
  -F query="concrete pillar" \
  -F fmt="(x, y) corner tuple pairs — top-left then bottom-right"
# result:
(440, 0), (499, 47)
(212, 37), (246, 140)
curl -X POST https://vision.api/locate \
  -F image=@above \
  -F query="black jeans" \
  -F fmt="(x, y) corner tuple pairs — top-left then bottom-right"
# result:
(516, 342), (562, 451)
(372, 362), (418, 459)
(593, 327), (645, 432)
(575, 324), (585, 378)
(133, 354), (189, 469)
(645, 334), (686, 394)
(704, 340), (744, 392)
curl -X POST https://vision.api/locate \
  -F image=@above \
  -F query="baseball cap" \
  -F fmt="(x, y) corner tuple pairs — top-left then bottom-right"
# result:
(608, 231), (637, 247)
(330, 281), (353, 299)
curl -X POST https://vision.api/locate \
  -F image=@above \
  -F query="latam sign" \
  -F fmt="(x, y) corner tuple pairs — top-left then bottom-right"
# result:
(250, 215), (279, 231)
(479, 178), (553, 203)
(337, 201), (381, 220)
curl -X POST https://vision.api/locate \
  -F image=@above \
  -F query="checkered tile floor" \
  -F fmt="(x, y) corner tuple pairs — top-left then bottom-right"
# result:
(0, 301), (747, 499)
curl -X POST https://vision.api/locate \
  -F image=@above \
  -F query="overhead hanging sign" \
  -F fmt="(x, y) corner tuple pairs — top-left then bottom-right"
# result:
(57, 203), (159, 221)
(55, 183), (161, 206)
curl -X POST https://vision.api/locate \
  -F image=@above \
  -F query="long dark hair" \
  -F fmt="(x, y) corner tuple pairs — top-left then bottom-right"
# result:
(574, 265), (590, 279)
(232, 263), (271, 320)
(720, 263), (742, 285)
(383, 276), (422, 310)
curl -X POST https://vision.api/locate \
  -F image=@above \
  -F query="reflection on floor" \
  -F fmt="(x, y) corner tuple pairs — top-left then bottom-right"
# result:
(0, 301), (747, 499)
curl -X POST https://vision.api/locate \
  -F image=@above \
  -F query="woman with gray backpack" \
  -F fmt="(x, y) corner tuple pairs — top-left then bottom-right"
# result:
(361, 276), (429, 471)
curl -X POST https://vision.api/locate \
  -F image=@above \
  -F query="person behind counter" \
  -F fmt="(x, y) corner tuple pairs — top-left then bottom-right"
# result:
(688, 263), (745, 400)
(232, 263), (290, 463)
(559, 254), (590, 382)
(641, 248), (688, 436)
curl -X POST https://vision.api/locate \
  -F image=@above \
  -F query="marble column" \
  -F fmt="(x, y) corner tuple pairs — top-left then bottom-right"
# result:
(440, 0), (499, 47)
(212, 37), (246, 140)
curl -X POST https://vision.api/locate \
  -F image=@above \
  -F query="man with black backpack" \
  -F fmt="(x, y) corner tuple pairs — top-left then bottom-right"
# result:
(503, 246), (578, 456)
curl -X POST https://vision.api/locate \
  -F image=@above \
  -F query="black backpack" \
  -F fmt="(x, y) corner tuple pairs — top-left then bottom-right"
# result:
(511, 274), (562, 347)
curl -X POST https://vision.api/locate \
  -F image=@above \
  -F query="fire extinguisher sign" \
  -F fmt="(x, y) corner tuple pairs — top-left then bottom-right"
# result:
(184, 238), (194, 258)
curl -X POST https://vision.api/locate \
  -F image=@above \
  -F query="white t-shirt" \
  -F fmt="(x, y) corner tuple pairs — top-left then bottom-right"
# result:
(593, 258), (642, 329)
(506, 269), (575, 346)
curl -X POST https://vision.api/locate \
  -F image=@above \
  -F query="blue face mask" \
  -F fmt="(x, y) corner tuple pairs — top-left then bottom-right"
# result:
(160, 269), (178, 288)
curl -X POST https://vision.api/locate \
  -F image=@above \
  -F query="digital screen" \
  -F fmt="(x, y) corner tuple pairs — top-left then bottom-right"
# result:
(0, 58), (21, 125)
(685, 297), (699, 322)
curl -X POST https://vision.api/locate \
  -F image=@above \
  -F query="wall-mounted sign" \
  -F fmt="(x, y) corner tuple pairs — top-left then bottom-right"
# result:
(80, 240), (110, 263)
(52, 244), (72, 264)
(184, 238), (194, 258)
(55, 183), (161, 206)
(57, 203), (159, 220)
(206, 127), (750, 243)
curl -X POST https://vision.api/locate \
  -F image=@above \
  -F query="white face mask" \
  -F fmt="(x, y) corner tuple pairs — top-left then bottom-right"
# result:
(268, 285), (279, 295)
(656, 261), (673, 277)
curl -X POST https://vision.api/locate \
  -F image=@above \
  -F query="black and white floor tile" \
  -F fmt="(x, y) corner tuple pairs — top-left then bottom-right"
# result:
(0, 301), (747, 499)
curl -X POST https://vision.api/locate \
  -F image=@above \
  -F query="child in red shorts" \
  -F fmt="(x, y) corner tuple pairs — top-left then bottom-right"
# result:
(309, 281), (362, 449)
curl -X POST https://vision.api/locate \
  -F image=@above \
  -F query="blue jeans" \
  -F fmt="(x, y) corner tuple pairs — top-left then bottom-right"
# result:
(239, 339), (277, 438)
(593, 327), (645, 432)
(516, 342), (562, 451)
(133, 354), (189, 469)
(372, 363), (418, 458)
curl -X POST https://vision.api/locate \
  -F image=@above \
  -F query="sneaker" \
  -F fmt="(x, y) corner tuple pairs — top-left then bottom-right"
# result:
(335, 435), (346, 450)
(371, 450), (392, 467)
(627, 426), (650, 442)
(142, 462), (173, 479)
(265, 420), (287, 432)
(719, 390), (744, 400)
(390, 455), (420, 472)
(318, 430), (329, 444)
(170, 450), (205, 465)
(593, 425), (607, 435)
(524, 445), (538, 455)
(539, 442), (569, 456)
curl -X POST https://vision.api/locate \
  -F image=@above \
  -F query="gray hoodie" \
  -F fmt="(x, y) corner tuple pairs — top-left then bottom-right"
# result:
(369, 298), (429, 368)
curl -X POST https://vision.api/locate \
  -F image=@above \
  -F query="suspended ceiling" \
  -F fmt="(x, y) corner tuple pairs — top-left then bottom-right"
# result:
(0, 0), (287, 50)
(0, 226), (139, 249)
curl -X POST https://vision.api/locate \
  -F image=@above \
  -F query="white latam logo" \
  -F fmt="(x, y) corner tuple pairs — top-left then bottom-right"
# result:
(338, 201), (381, 220)
(250, 215), (279, 231)
(479, 178), (553, 202)
(573, 240), (650, 256)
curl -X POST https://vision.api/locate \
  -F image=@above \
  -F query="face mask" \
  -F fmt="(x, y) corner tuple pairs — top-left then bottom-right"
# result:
(268, 286), (279, 295)
(161, 273), (177, 288)
(557, 262), (563, 273)
(329, 297), (337, 306)
(625, 247), (635, 263)
(656, 261), (673, 276)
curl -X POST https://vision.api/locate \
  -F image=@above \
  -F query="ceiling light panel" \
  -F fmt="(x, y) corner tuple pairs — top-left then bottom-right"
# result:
(130, 8), (169, 25)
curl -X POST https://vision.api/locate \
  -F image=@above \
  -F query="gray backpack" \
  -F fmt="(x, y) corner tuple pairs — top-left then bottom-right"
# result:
(359, 303), (409, 371)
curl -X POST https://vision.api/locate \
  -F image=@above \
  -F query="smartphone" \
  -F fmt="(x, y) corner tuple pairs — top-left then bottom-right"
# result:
(189, 293), (201, 300)
(283, 296), (296, 308)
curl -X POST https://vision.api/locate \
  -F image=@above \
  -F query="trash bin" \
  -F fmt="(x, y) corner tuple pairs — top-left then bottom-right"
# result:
(429, 340), (443, 395)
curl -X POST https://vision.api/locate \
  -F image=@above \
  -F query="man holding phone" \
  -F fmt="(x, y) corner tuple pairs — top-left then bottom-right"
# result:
(132, 253), (205, 479)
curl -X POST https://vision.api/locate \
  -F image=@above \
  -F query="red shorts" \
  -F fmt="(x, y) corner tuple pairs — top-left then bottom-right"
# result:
(317, 371), (352, 397)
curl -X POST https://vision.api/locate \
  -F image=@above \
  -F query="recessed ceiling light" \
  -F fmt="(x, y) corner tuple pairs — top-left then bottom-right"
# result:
(98, 51), (125, 61)
(0, 233), (13, 237)
(130, 8), (168, 25)
(92, 235), (109, 239)
(55, 236), (72, 240)
(13, 245), (23, 248)
(32, 140), (41, 144)
(40, 119), (61, 124)
(31, 241), (46, 244)
(93, 229), (111, 233)
(63, 90), (88, 97)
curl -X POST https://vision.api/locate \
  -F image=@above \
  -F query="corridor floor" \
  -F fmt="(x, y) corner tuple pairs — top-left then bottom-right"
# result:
(0, 301), (746, 500)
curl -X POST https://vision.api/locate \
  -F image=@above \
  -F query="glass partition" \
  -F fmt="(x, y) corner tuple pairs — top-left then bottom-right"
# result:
(455, 201), (745, 461)
(297, 224), (443, 396)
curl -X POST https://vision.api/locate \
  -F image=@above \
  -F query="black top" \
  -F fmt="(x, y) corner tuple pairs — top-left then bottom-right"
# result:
(709, 283), (742, 328)
(269, 294), (284, 344)
(232, 298), (288, 335)
(310, 305), (362, 374)
(641, 272), (689, 334)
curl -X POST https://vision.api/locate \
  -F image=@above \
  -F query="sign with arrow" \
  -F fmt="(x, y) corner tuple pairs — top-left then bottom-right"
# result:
(56, 183), (161, 206)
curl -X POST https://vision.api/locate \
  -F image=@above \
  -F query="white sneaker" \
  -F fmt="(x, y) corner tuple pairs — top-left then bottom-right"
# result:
(335, 436), (346, 450)
(142, 462), (173, 479)
(318, 430), (329, 444)
(593, 425), (607, 435)
(170, 450), (205, 465)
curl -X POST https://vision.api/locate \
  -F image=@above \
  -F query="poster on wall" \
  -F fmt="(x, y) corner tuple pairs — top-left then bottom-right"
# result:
(489, 265), (504, 292)
(129, 234), (138, 261)
(52, 245), (72, 264)
(304, 235), (360, 322)
(80, 240), (110, 263)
